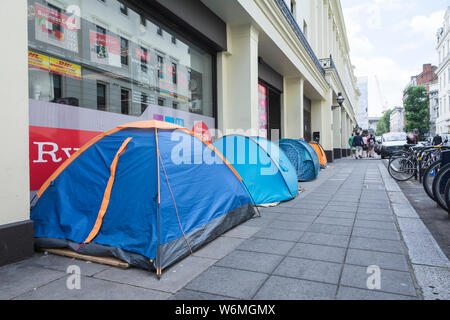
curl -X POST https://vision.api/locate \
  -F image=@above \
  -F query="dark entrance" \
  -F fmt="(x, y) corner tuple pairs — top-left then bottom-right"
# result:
(304, 97), (312, 141)
(268, 88), (281, 141)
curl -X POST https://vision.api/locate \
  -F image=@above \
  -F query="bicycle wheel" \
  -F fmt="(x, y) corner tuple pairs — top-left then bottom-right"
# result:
(432, 163), (450, 210)
(445, 178), (450, 217)
(423, 160), (441, 201)
(388, 157), (416, 181)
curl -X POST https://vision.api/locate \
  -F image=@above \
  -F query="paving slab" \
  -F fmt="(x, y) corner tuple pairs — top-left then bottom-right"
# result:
(307, 223), (353, 236)
(289, 243), (346, 263)
(345, 249), (409, 272)
(237, 238), (295, 256)
(185, 266), (268, 299)
(0, 262), (66, 300)
(412, 265), (450, 300)
(337, 286), (416, 300)
(253, 228), (304, 242)
(194, 236), (245, 260)
(352, 227), (401, 241)
(299, 232), (350, 248)
(253, 276), (337, 300)
(340, 264), (417, 297)
(14, 275), (171, 300)
(94, 255), (216, 294)
(273, 257), (342, 284)
(349, 237), (405, 254)
(216, 250), (283, 274)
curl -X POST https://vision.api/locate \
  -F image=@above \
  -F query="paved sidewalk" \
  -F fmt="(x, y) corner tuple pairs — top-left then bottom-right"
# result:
(1, 159), (448, 300)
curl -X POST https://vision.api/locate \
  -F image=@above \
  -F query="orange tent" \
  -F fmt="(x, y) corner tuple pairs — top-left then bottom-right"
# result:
(308, 141), (328, 167)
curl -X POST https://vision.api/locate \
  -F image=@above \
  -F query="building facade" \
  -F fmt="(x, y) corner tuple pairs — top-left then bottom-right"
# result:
(436, 7), (450, 135)
(390, 107), (405, 133)
(0, 0), (359, 266)
(357, 77), (369, 131)
(403, 64), (438, 137)
(368, 117), (380, 136)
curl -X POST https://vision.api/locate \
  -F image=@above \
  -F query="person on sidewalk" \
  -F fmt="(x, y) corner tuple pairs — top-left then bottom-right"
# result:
(368, 134), (376, 158)
(349, 133), (356, 159)
(362, 134), (369, 159)
(433, 134), (443, 146)
(353, 132), (364, 159)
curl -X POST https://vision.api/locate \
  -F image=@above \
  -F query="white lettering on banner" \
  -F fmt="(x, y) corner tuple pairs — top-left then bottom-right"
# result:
(33, 142), (62, 163)
(33, 142), (78, 163)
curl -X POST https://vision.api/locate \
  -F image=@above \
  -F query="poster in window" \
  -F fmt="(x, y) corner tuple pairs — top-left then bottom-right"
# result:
(258, 84), (268, 138)
(34, 3), (79, 53)
(89, 31), (121, 67)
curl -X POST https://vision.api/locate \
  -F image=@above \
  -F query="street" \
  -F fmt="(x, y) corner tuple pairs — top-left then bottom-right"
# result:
(2, 158), (448, 300)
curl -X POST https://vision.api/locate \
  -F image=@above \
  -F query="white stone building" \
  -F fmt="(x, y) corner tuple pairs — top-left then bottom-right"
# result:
(390, 107), (405, 133)
(436, 7), (450, 134)
(357, 77), (369, 130)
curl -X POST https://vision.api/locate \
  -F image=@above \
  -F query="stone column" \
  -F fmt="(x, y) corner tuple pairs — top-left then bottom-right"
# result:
(332, 104), (342, 159)
(217, 24), (259, 136)
(283, 77), (304, 139)
(312, 89), (334, 162)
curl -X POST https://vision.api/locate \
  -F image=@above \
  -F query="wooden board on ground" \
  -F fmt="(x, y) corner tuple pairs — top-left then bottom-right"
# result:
(38, 248), (130, 269)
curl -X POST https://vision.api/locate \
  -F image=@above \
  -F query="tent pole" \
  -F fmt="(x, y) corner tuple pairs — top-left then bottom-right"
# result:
(241, 181), (261, 218)
(155, 128), (162, 280)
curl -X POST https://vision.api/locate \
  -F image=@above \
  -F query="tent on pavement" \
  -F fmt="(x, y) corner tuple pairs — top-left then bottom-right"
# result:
(279, 139), (320, 182)
(31, 121), (255, 275)
(309, 141), (328, 168)
(213, 135), (298, 205)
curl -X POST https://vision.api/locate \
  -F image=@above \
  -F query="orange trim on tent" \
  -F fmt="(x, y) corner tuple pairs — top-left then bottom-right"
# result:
(82, 137), (133, 245)
(36, 120), (243, 198)
(36, 127), (123, 198)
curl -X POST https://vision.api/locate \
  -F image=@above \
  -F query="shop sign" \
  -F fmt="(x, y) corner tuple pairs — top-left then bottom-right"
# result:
(28, 50), (82, 80)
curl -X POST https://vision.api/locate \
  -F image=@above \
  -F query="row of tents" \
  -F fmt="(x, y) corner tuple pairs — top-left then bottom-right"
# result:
(31, 121), (328, 275)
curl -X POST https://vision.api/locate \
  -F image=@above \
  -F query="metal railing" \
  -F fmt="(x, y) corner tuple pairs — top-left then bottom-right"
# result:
(275, 0), (325, 77)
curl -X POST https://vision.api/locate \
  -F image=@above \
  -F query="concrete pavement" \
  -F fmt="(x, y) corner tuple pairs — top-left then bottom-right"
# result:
(1, 159), (448, 300)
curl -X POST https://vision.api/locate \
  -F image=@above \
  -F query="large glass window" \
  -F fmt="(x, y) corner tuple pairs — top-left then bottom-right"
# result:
(27, 0), (214, 118)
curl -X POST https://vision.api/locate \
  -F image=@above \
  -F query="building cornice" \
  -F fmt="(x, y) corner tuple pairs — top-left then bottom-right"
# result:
(253, 0), (329, 95)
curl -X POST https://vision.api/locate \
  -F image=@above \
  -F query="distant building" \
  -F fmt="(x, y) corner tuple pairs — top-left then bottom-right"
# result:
(357, 77), (369, 130)
(368, 117), (380, 135)
(429, 82), (439, 137)
(403, 64), (438, 135)
(390, 107), (405, 133)
(436, 7), (450, 135)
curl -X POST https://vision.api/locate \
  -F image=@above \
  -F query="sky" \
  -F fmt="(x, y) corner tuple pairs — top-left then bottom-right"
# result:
(341, 0), (448, 117)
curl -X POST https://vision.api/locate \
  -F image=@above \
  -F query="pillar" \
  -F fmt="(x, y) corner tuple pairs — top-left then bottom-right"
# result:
(332, 104), (342, 159)
(217, 24), (259, 136)
(0, 0), (33, 267)
(283, 77), (304, 139)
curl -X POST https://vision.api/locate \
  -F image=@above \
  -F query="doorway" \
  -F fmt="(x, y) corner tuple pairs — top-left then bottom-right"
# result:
(304, 97), (312, 141)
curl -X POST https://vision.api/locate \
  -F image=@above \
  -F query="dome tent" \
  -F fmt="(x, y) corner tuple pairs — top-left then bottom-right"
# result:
(31, 121), (256, 275)
(309, 141), (328, 168)
(213, 135), (298, 205)
(279, 139), (320, 182)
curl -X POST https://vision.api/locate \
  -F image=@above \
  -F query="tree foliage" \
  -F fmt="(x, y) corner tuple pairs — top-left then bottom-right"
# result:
(404, 86), (430, 133)
(376, 109), (394, 136)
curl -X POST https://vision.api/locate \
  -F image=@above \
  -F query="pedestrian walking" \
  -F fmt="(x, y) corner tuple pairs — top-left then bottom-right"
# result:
(362, 134), (369, 158)
(368, 134), (376, 158)
(353, 132), (364, 159)
(433, 134), (443, 146)
(349, 133), (355, 159)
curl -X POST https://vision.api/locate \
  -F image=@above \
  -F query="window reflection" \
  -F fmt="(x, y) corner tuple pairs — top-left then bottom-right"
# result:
(27, 0), (213, 117)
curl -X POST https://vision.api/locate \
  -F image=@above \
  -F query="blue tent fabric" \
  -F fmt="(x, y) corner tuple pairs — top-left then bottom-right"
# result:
(279, 139), (320, 182)
(213, 135), (298, 205)
(31, 124), (255, 271)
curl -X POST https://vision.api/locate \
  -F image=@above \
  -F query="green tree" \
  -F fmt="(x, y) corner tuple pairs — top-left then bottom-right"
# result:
(376, 109), (394, 136)
(404, 86), (430, 134)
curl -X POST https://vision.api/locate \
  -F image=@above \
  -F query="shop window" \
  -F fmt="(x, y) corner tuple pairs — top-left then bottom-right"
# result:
(141, 93), (148, 114)
(120, 37), (129, 66)
(141, 47), (148, 73)
(27, 0), (214, 118)
(97, 83), (107, 111)
(121, 88), (130, 114)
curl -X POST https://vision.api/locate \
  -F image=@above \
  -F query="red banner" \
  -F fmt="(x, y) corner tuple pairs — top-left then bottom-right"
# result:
(29, 126), (101, 191)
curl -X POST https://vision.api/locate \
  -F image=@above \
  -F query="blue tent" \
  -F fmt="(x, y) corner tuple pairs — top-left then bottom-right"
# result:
(213, 135), (298, 205)
(31, 121), (255, 274)
(279, 139), (320, 182)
